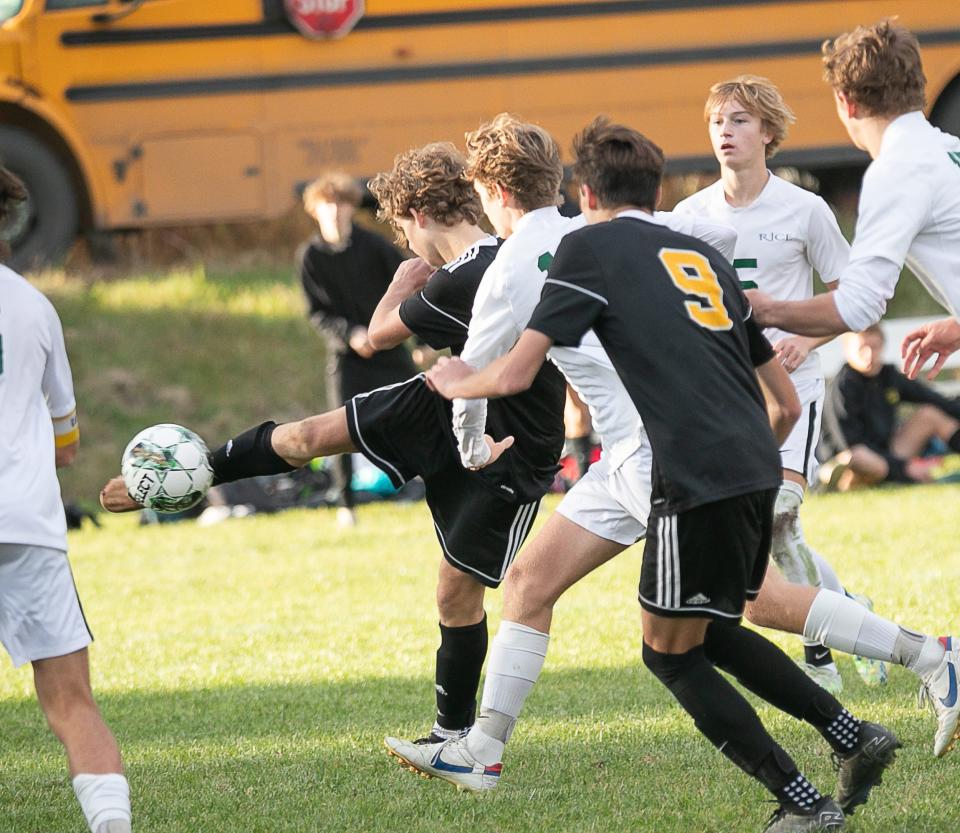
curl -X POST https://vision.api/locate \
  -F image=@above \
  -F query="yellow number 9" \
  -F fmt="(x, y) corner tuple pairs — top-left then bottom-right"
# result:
(658, 248), (733, 331)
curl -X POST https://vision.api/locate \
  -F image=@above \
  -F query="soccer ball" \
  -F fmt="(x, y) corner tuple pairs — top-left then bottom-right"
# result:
(121, 423), (214, 513)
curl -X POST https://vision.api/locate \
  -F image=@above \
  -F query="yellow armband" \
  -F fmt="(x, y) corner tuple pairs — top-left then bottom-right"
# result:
(53, 410), (80, 447)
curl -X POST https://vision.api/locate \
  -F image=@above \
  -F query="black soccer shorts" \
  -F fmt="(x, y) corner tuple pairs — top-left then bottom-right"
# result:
(345, 374), (540, 588)
(638, 488), (777, 621)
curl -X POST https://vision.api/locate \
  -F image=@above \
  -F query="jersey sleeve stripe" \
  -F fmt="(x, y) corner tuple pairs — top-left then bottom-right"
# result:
(543, 278), (608, 305)
(418, 292), (469, 330)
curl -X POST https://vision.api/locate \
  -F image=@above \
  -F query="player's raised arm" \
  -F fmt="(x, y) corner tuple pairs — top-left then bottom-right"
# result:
(366, 257), (434, 351)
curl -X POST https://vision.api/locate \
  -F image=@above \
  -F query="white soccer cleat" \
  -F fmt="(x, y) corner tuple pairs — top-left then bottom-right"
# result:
(384, 735), (502, 792)
(918, 637), (960, 757)
(798, 661), (844, 695)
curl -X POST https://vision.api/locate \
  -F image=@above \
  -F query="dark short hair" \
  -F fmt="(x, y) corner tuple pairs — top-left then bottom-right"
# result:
(571, 117), (664, 210)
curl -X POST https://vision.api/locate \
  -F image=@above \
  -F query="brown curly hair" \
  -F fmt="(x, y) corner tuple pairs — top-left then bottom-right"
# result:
(822, 18), (926, 117)
(368, 142), (482, 245)
(0, 167), (27, 263)
(464, 113), (563, 211)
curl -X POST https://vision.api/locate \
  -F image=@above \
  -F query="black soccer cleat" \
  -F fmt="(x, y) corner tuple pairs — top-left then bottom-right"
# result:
(763, 796), (845, 832)
(832, 721), (902, 814)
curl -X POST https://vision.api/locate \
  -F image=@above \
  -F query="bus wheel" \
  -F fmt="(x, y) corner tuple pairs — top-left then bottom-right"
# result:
(0, 126), (79, 271)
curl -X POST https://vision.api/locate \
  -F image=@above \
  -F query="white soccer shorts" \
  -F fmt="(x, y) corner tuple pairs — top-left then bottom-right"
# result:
(780, 372), (825, 484)
(555, 443), (653, 546)
(0, 543), (92, 667)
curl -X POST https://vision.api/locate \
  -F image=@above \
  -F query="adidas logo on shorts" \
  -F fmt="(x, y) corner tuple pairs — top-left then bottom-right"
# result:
(685, 593), (711, 605)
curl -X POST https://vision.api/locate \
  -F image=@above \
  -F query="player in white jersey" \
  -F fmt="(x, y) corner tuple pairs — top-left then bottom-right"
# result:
(747, 20), (960, 757)
(0, 168), (132, 833)
(747, 20), (960, 376)
(674, 75), (881, 694)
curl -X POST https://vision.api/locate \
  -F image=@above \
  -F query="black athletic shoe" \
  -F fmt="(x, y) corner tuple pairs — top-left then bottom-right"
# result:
(833, 721), (901, 814)
(414, 733), (447, 745)
(763, 796), (845, 832)
(412, 727), (471, 745)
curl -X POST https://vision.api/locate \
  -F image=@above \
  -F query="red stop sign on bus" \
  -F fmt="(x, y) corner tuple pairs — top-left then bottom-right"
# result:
(284, 0), (365, 39)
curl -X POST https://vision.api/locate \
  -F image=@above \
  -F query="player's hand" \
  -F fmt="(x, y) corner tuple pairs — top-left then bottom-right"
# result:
(349, 326), (376, 358)
(468, 434), (515, 469)
(425, 356), (475, 399)
(744, 289), (775, 327)
(772, 336), (809, 374)
(391, 257), (434, 296)
(901, 317), (960, 380)
(99, 476), (141, 513)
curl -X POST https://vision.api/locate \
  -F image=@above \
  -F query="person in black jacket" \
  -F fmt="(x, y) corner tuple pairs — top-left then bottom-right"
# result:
(299, 173), (417, 524)
(820, 323), (960, 489)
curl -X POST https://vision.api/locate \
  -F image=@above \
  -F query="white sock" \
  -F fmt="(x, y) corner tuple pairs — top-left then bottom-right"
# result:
(466, 620), (549, 765)
(811, 550), (845, 595)
(772, 482), (821, 586)
(73, 773), (131, 833)
(803, 590), (945, 677)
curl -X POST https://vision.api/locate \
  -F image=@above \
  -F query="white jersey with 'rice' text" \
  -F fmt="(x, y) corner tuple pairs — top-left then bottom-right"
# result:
(674, 173), (849, 383)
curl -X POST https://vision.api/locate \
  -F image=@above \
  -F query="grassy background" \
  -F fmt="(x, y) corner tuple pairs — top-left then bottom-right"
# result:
(1, 487), (958, 832)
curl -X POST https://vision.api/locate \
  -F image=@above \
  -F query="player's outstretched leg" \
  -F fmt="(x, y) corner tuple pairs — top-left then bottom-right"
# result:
(803, 591), (959, 757)
(703, 622), (900, 815)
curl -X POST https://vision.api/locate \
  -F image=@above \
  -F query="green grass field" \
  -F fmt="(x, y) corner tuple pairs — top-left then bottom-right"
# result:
(1, 487), (958, 833)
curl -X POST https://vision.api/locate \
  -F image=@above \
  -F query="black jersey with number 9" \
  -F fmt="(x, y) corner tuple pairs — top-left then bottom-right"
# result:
(528, 215), (781, 514)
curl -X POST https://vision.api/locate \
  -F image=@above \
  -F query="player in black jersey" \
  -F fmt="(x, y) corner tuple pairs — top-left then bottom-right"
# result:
(100, 143), (565, 747)
(426, 119), (898, 832)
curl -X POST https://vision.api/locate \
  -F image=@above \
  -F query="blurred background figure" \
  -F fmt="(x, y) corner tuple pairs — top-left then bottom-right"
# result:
(819, 323), (960, 491)
(298, 172), (416, 525)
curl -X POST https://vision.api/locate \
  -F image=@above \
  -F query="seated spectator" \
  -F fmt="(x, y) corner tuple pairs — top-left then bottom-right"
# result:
(819, 323), (960, 490)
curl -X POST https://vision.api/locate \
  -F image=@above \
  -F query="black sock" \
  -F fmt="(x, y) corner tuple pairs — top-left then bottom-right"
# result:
(803, 643), (835, 667)
(757, 755), (823, 810)
(210, 421), (296, 485)
(702, 623), (858, 754)
(641, 642), (801, 793)
(948, 428), (960, 454)
(435, 615), (488, 731)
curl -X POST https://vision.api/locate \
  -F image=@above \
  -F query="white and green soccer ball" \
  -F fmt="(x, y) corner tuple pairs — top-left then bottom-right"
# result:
(121, 423), (214, 513)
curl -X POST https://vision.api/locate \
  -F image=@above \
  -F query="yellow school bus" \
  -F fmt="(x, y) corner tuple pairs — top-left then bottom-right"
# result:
(1, 0), (959, 267)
